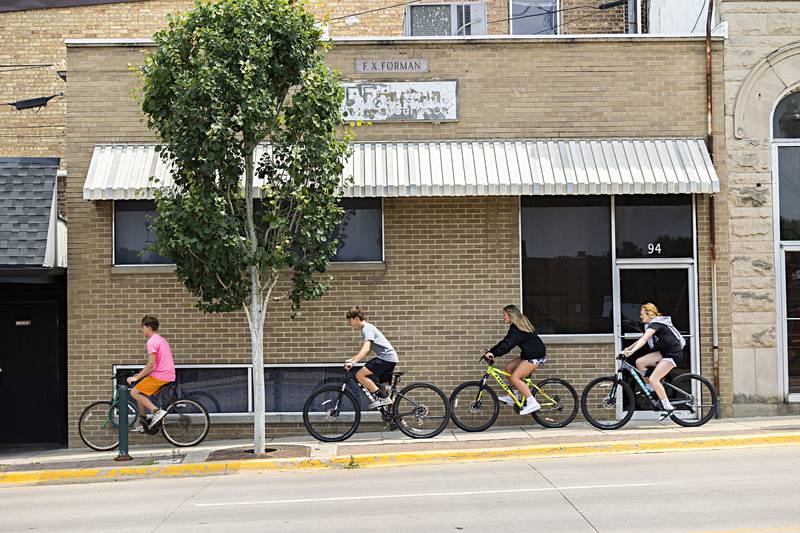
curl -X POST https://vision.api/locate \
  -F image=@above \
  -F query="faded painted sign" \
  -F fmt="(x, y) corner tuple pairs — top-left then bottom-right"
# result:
(355, 58), (429, 73)
(342, 81), (458, 122)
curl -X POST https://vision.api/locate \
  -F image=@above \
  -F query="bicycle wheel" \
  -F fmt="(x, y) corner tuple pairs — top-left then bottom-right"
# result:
(667, 373), (718, 427)
(531, 378), (579, 428)
(393, 382), (451, 439)
(302, 386), (361, 443)
(581, 376), (635, 430)
(161, 399), (210, 447)
(449, 381), (499, 432)
(78, 400), (136, 451)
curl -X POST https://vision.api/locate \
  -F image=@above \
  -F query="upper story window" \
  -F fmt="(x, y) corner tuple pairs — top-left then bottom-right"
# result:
(774, 91), (800, 140)
(405, 2), (487, 36)
(510, 0), (558, 36)
(333, 198), (383, 262)
(114, 200), (170, 265)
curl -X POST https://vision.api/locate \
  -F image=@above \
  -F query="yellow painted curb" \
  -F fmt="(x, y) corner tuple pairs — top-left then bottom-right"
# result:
(2, 432), (800, 486)
(333, 433), (800, 468)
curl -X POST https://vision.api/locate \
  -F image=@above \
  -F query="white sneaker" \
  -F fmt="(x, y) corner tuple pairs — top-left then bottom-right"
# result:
(368, 396), (393, 409)
(132, 424), (145, 433)
(498, 395), (518, 406)
(520, 397), (541, 415)
(147, 409), (168, 428)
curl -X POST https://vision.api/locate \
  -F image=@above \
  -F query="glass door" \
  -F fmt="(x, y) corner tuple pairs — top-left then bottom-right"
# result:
(781, 248), (800, 398)
(614, 263), (698, 418)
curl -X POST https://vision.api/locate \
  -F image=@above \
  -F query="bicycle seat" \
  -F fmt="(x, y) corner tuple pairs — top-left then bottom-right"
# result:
(391, 371), (407, 377)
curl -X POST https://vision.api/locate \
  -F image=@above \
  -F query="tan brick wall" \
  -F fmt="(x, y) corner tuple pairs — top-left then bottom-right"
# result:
(65, 38), (728, 443)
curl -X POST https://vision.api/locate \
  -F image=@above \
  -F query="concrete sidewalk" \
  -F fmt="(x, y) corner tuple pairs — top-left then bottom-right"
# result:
(3, 416), (800, 485)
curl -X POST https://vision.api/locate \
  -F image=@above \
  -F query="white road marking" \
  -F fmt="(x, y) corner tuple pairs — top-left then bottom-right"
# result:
(195, 482), (667, 507)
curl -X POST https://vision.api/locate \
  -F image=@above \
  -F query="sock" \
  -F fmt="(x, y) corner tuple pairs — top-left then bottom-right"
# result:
(526, 396), (537, 404)
(646, 384), (655, 392)
(376, 388), (388, 398)
(661, 399), (674, 410)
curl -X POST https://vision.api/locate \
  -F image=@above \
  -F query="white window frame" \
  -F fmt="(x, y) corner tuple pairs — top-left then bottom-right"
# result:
(509, 0), (561, 36)
(404, 2), (488, 36)
(771, 87), (800, 402)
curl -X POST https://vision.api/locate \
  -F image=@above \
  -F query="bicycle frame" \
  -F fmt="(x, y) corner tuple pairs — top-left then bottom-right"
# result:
(613, 358), (695, 412)
(480, 364), (558, 409)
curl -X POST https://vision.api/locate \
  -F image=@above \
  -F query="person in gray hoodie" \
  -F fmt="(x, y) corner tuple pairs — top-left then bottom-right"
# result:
(621, 303), (686, 420)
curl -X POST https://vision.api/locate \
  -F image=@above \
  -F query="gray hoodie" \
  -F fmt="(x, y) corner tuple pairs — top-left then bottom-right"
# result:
(646, 316), (686, 350)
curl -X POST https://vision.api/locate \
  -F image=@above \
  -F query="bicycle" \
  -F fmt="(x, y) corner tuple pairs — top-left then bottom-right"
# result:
(580, 352), (718, 430)
(449, 355), (579, 431)
(302, 368), (451, 442)
(78, 374), (211, 451)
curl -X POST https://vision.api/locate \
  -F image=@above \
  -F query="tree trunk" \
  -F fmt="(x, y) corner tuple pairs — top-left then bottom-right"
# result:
(243, 149), (266, 454)
(249, 271), (266, 454)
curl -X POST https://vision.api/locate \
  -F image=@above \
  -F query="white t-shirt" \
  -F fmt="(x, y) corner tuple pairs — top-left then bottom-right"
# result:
(361, 322), (399, 363)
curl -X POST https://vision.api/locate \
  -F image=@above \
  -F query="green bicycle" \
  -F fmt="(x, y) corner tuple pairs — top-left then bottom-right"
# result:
(450, 355), (578, 431)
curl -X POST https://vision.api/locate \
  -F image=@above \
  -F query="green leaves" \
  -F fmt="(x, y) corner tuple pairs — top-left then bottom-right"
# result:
(141, 0), (352, 316)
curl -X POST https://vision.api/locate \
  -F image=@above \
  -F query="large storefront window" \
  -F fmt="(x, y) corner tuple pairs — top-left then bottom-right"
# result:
(114, 200), (170, 265)
(615, 195), (694, 258)
(778, 148), (800, 240)
(521, 196), (612, 334)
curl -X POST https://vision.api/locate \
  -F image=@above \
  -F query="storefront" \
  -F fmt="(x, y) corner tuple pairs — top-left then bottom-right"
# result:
(65, 35), (726, 444)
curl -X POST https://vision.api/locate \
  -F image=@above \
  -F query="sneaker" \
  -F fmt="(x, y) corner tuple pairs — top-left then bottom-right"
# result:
(368, 396), (393, 409)
(132, 424), (145, 433)
(147, 408), (168, 428)
(498, 395), (519, 406)
(520, 397), (541, 415)
(658, 409), (675, 422)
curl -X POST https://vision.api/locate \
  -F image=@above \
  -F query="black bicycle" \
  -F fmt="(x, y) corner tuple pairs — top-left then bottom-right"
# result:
(78, 374), (211, 451)
(302, 368), (451, 442)
(581, 352), (718, 430)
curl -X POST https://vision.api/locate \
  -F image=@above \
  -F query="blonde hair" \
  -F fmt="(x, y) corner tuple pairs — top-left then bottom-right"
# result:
(641, 303), (662, 319)
(503, 304), (534, 333)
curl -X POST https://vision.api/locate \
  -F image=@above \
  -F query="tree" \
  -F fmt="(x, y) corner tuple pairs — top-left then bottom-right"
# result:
(140, 0), (352, 453)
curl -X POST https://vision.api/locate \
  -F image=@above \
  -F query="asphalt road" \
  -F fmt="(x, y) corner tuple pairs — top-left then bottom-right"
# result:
(2, 446), (800, 533)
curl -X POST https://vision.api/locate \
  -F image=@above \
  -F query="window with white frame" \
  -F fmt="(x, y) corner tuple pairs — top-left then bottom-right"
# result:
(406, 2), (487, 36)
(510, 0), (558, 35)
(114, 200), (170, 265)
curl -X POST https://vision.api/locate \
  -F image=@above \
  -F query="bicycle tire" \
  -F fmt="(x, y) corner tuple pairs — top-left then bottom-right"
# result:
(581, 376), (635, 430)
(449, 381), (500, 432)
(161, 399), (210, 447)
(668, 373), (718, 427)
(77, 400), (135, 451)
(302, 386), (361, 443)
(393, 382), (451, 439)
(531, 378), (579, 428)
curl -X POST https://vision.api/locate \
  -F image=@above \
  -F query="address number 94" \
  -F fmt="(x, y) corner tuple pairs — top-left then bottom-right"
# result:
(647, 243), (662, 254)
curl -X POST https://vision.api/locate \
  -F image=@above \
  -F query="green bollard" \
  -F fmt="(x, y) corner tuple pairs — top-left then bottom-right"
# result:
(115, 384), (133, 461)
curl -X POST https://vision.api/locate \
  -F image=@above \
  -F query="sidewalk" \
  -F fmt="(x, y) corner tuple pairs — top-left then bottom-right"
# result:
(3, 416), (800, 486)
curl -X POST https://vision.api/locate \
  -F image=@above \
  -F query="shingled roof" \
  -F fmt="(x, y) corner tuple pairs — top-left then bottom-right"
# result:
(0, 158), (60, 267)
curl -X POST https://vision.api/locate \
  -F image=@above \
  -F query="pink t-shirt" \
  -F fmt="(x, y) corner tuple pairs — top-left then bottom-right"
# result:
(146, 333), (175, 382)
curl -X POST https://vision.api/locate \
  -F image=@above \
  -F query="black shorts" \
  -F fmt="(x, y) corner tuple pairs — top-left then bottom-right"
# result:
(522, 354), (547, 366)
(364, 358), (397, 384)
(660, 352), (683, 366)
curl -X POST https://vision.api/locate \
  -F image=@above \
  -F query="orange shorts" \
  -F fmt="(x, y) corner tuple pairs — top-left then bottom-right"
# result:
(133, 376), (170, 396)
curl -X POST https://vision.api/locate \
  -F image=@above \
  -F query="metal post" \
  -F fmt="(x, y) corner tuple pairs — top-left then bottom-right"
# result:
(115, 384), (133, 461)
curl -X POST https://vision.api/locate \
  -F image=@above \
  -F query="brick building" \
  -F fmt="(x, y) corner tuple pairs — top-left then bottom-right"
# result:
(1, 0), (736, 447)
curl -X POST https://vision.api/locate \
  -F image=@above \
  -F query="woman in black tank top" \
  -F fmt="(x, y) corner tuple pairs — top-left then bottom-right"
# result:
(621, 303), (685, 419)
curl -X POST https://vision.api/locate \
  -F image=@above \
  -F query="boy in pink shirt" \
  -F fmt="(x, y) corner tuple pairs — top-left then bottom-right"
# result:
(127, 315), (175, 429)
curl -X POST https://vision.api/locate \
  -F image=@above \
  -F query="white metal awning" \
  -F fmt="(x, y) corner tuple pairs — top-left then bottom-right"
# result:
(83, 139), (719, 200)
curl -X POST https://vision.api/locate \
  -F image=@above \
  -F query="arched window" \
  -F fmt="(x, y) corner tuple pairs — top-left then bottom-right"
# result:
(774, 91), (800, 139)
(774, 91), (800, 396)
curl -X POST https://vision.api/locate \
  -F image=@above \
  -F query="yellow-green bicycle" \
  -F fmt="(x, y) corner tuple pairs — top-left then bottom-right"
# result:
(450, 355), (578, 431)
